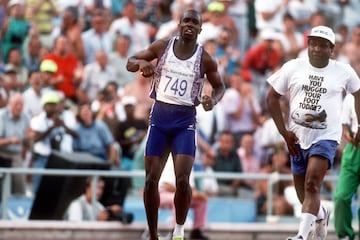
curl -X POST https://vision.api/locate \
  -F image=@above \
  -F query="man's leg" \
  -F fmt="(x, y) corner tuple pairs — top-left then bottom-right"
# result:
(173, 154), (194, 238)
(334, 144), (360, 240)
(144, 155), (168, 240)
(304, 156), (331, 240)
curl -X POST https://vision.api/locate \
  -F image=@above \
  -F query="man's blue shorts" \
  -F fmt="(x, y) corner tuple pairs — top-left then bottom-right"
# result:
(145, 101), (197, 157)
(290, 140), (338, 175)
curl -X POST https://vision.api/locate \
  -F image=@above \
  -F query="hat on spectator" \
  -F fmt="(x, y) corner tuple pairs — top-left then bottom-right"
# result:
(8, 0), (24, 8)
(207, 1), (225, 13)
(308, 25), (335, 45)
(260, 28), (278, 41)
(122, 96), (137, 106)
(42, 91), (60, 105)
(40, 59), (58, 73)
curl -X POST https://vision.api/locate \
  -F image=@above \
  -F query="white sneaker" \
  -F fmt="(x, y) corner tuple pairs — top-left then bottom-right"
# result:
(310, 207), (331, 240)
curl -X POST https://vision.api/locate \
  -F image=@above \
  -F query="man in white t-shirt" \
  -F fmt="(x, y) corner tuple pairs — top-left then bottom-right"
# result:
(266, 25), (360, 240)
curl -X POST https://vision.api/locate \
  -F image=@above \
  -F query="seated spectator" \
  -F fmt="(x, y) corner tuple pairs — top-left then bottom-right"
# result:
(72, 101), (119, 166)
(237, 134), (261, 191)
(30, 91), (77, 194)
(212, 130), (243, 196)
(5, 48), (28, 89)
(108, 35), (136, 89)
(200, 150), (219, 197)
(73, 102), (129, 211)
(2, 0), (30, 63)
(22, 69), (44, 118)
(158, 155), (209, 240)
(255, 147), (293, 215)
(122, 72), (154, 122)
(77, 50), (116, 103)
(0, 93), (31, 196)
(64, 177), (133, 224)
(116, 96), (147, 171)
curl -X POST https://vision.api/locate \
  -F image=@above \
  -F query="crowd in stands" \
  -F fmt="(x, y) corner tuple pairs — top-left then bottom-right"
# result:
(0, 0), (360, 222)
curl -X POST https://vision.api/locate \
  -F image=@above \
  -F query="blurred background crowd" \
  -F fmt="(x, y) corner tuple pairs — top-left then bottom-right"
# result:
(0, 0), (360, 221)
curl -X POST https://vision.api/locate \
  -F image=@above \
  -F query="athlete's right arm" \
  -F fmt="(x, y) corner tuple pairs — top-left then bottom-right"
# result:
(126, 39), (167, 77)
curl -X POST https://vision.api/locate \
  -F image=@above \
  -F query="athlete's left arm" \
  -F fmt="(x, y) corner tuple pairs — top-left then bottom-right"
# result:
(352, 88), (360, 147)
(201, 51), (225, 111)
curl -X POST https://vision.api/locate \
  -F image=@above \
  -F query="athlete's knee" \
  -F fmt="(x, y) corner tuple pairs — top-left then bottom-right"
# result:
(176, 175), (190, 193)
(145, 175), (158, 191)
(304, 177), (321, 194)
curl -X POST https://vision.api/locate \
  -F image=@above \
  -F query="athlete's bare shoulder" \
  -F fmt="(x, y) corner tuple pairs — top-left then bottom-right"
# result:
(201, 49), (218, 74)
(149, 38), (172, 58)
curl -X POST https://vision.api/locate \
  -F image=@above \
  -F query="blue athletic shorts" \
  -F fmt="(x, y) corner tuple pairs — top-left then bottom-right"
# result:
(290, 140), (338, 175)
(145, 101), (197, 157)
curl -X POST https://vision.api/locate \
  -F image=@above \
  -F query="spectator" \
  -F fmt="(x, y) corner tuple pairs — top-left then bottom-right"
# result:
(25, 0), (59, 48)
(242, 28), (282, 102)
(94, 88), (120, 139)
(197, 1), (225, 45)
(30, 91), (74, 193)
(43, 35), (83, 103)
(254, 0), (288, 32)
(277, 12), (304, 62)
(287, 0), (316, 32)
(227, 0), (250, 60)
(255, 147), (293, 215)
(5, 48), (28, 89)
(212, 130), (242, 197)
(200, 150), (219, 197)
(77, 50), (116, 103)
(215, 28), (241, 77)
(72, 101), (119, 166)
(83, 0), (112, 32)
(122, 72), (153, 122)
(154, 3), (184, 40)
(332, 34), (349, 63)
(116, 95), (147, 171)
(64, 177), (124, 222)
(3, 63), (24, 92)
(158, 155), (210, 240)
(23, 34), (42, 70)
(73, 102), (130, 216)
(301, 11), (325, 49)
(342, 24), (360, 78)
(53, 6), (86, 63)
(1, 0), (30, 63)
(108, 34), (136, 89)
(81, 9), (112, 64)
(109, 0), (150, 55)
(0, 93), (31, 195)
(22, 68), (44, 118)
(55, 91), (77, 153)
(39, 58), (58, 91)
(260, 96), (288, 163)
(237, 134), (261, 191)
(92, 81), (126, 123)
(221, 72), (261, 148)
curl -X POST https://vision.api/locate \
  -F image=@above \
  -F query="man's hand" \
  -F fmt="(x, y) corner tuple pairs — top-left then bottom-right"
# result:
(282, 130), (300, 157)
(139, 60), (155, 77)
(201, 95), (215, 111)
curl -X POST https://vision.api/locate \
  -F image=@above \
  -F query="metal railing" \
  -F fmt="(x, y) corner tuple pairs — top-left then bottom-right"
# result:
(0, 167), (340, 221)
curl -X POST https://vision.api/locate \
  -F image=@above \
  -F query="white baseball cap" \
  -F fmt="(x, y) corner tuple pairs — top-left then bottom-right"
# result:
(8, 0), (24, 8)
(308, 25), (335, 45)
(260, 28), (278, 41)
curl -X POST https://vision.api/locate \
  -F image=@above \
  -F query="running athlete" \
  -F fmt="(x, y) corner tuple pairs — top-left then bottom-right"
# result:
(126, 9), (225, 240)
